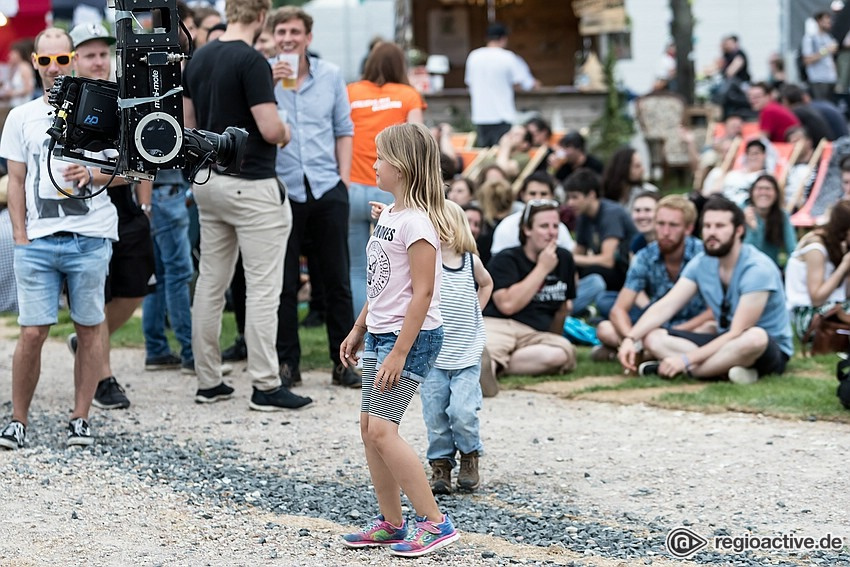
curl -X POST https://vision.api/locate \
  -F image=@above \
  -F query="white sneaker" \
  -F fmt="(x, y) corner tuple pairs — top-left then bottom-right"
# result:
(728, 366), (758, 385)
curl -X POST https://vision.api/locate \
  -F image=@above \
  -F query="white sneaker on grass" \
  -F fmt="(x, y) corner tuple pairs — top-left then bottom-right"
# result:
(728, 366), (758, 385)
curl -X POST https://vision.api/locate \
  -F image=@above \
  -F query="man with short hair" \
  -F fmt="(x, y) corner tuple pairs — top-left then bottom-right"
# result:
(592, 195), (711, 361)
(183, 0), (312, 410)
(746, 81), (800, 143)
(68, 22), (154, 411)
(549, 131), (604, 183)
(802, 11), (838, 101)
(0, 27), (117, 449)
(564, 169), (637, 310)
(618, 196), (793, 384)
(267, 6), (360, 389)
(465, 22), (537, 147)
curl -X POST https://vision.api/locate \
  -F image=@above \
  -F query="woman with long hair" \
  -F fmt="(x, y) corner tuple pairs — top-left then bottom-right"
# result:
(785, 200), (850, 342)
(347, 41), (426, 317)
(742, 174), (796, 267)
(0, 40), (35, 106)
(601, 146), (658, 206)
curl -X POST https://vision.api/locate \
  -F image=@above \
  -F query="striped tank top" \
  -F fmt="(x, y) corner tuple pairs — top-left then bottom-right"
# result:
(434, 252), (486, 369)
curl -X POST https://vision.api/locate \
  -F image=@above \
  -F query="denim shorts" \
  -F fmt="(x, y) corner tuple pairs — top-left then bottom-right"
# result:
(363, 327), (444, 383)
(14, 234), (112, 327)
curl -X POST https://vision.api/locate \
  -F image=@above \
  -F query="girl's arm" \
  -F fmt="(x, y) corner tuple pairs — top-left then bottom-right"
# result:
(472, 254), (493, 309)
(340, 302), (369, 368)
(374, 239), (436, 391)
(804, 247), (850, 306)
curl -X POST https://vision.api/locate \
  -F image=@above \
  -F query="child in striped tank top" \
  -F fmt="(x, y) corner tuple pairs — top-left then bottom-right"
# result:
(421, 201), (493, 495)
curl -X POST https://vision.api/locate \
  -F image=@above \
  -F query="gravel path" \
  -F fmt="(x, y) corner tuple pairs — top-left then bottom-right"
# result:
(0, 337), (848, 566)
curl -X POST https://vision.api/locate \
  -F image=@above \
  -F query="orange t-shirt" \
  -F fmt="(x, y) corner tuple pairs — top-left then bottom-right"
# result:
(347, 81), (426, 185)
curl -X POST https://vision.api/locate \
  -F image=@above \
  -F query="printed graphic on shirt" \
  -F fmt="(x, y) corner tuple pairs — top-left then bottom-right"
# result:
(367, 240), (391, 298)
(33, 138), (91, 219)
(350, 97), (404, 112)
(537, 279), (568, 303)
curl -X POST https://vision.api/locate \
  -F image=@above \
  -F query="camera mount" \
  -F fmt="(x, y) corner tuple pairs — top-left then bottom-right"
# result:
(46, 0), (247, 190)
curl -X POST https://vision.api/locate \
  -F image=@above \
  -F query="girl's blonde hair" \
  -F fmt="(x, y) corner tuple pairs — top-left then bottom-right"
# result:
(375, 123), (452, 243)
(442, 200), (478, 255)
(477, 179), (514, 225)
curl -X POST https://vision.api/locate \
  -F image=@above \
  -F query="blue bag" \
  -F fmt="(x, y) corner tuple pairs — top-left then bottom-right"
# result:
(562, 316), (600, 346)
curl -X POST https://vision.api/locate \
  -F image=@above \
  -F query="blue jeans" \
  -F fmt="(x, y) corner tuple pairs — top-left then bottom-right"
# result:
(348, 182), (393, 318)
(14, 234), (111, 326)
(420, 363), (484, 466)
(142, 184), (194, 363)
(574, 274), (606, 316)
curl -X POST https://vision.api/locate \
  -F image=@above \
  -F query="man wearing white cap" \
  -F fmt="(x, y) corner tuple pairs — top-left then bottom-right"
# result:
(62, 22), (155, 411)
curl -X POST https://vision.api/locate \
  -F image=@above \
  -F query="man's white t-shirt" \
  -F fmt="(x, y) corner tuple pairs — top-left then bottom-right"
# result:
(465, 47), (535, 125)
(0, 97), (117, 241)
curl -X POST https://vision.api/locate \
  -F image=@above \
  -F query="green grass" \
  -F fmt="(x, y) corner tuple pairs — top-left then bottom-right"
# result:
(7, 311), (849, 421)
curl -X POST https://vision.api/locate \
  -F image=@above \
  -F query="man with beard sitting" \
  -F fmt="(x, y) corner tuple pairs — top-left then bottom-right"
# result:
(591, 195), (713, 361)
(617, 196), (793, 384)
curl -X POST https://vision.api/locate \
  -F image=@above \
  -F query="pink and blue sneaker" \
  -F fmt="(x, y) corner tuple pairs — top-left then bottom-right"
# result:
(341, 514), (408, 548)
(389, 514), (460, 557)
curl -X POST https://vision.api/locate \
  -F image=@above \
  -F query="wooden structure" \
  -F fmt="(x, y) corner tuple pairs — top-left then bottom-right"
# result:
(409, 1), (582, 90)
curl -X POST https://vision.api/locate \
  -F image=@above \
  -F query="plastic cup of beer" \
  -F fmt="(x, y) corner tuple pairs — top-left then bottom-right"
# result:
(278, 53), (298, 89)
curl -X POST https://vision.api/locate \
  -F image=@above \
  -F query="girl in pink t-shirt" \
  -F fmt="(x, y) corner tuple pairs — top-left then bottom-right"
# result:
(339, 123), (458, 557)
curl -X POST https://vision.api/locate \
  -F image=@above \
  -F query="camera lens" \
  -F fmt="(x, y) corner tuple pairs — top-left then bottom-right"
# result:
(202, 127), (248, 174)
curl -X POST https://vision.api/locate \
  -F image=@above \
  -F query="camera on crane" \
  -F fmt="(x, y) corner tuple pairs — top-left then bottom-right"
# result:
(45, 0), (247, 185)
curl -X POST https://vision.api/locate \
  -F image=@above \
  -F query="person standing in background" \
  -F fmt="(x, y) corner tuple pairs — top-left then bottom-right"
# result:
(347, 41), (425, 318)
(464, 22), (537, 147)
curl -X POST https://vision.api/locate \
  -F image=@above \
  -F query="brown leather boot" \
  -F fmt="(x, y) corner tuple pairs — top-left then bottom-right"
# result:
(429, 459), (452, 495)
(457, 451), (480, 491)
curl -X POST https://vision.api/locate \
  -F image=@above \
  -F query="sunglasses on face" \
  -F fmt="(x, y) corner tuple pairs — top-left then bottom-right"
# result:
(522, 199), (559, 225)
(34, 53), (75, 67)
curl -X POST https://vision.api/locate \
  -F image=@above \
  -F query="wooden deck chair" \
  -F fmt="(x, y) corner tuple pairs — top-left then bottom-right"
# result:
(511, 145), (549, 194)
(772, 141), (803, 191)
(704, 136), (742, 195)
(463, 146), (498, 181)
(458, 149), (482, 172)
(791, 141), (834, 227)
(785, 139), (827, 214)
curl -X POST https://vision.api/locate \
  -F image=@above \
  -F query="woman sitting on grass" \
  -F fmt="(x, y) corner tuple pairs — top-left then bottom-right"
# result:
(743, 174), (796, 269)
(784, 200), (850, 343)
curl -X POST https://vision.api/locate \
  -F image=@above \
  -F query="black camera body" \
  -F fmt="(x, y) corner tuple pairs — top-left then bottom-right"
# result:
(116, 0), (185, 174)
(46, 0), (246, 183)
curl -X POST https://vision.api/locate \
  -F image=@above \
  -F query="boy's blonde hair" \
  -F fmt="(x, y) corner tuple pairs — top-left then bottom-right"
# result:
(443, 200), (478, 255)
(375, 123), (452, 243)
(226, 0), (270, 25)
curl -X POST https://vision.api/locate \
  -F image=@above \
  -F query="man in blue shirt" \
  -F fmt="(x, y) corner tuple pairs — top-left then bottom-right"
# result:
(618, 196), (793, 384)
(593, 195), (712, 361)
(268, 7), (359, 388)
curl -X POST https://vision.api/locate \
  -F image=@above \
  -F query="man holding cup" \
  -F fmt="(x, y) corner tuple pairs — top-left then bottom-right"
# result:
(266, 7), (360, 389)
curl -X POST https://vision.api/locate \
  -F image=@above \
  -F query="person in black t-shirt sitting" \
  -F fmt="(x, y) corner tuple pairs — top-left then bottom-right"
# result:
(549, 131), (604, 183)
(483, 200), (577, 379)
(564, 168), (637, 317)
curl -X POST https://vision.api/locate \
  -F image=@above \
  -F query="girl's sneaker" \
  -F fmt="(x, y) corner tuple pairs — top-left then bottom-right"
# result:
(389, 514), (459, 557)
(341, 515), (407, 547)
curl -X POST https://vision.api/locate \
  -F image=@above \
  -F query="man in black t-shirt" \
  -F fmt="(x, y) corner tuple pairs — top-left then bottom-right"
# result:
(182, 0), (311, 410)
(483, 201), (577, 378)
(549, 131), (604, 183)
(564, 168), (637, 316)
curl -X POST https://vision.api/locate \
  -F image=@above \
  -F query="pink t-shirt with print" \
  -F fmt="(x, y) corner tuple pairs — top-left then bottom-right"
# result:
(365, 205), (442, 333)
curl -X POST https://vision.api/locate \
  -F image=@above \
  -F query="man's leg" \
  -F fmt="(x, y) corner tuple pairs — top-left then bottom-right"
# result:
(308, 183), (354, 368)
(11, 325), (50, 424)
(507, 326), (577, 375)
(234, 179), (290, 391)
(191, 176), (239, 391)
(691, 328), (769, 378)
(73, 321), (106, 420)
(276, 198), (309, 371)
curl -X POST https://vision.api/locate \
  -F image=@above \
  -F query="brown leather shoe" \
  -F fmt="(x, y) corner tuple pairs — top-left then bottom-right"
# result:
(457, 451), (480, 491)
(429, 459), (453, 495)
